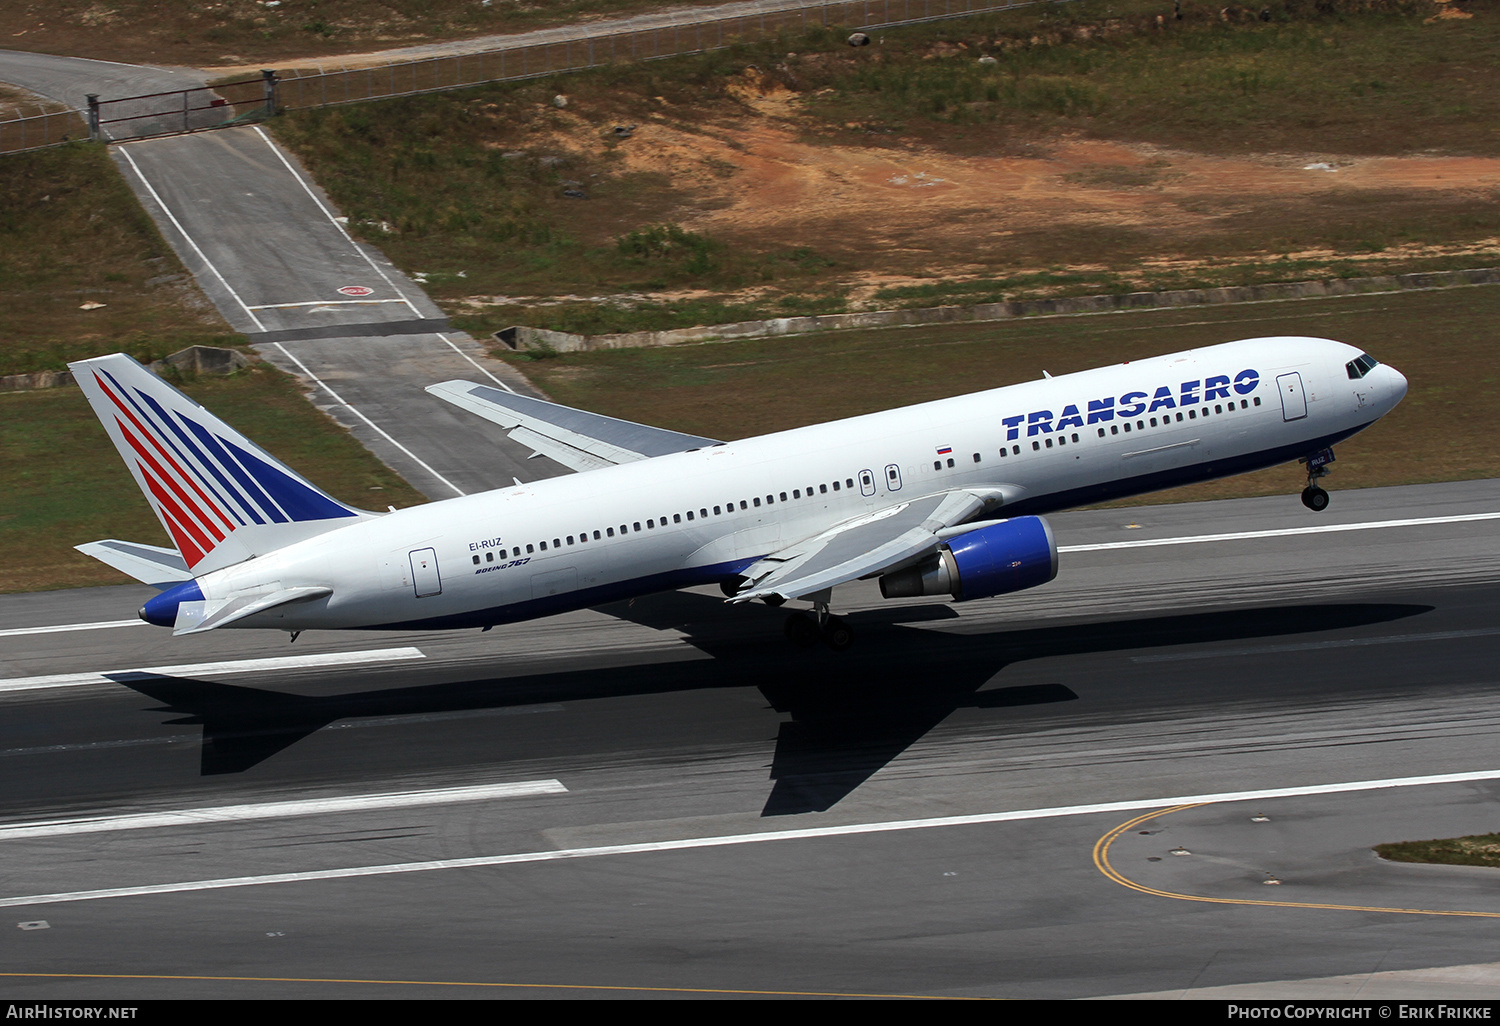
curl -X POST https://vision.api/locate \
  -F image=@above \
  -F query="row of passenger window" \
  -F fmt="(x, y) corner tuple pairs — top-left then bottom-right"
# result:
(470, 395), (1269, 566)
(926, 395), (1265, 467)
(1094, 396), (1260, 439)
(470, 476), (861, 564)
(972, 395), (1265, 460)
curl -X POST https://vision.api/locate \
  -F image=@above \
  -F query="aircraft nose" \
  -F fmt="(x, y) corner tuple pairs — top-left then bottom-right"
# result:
(1383, 363), (1409, 403)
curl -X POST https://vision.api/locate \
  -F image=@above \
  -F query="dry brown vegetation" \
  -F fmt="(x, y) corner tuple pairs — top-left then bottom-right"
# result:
(264, 0), (1500, 336)
(0, 143), (243, 375)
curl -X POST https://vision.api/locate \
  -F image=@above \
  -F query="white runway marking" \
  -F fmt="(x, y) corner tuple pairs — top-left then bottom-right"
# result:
(437, 332), (513, 392)
(270, 342), (467, 497)
(0, 619), (146, 638)
(4, 768), (1496, 908)
(0, 780), (566, 841)
(0, 647), (425, 694)
(1059, 511), (1500, 553)
(253, 126), (422, 318)
(115, 145), (267, 333)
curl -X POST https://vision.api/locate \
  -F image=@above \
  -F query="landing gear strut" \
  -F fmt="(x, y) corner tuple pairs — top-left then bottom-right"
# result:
(1299, 448), (1335, 512)
(784, 590), (854, 651)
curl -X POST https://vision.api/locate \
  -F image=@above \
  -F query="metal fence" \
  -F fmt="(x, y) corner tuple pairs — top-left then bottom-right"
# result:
(0, 0), (1056, 154)
(0, 109), (88, 154)
(89, 73), (275, 142)
(271, 0), (1050, 110)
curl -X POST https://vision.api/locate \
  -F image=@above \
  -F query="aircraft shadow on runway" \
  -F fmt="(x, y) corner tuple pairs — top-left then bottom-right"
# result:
(110, 598), (1432, 815)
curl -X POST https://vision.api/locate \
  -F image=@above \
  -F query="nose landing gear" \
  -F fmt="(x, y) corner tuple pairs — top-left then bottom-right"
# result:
(1299, 448), (1335, 511)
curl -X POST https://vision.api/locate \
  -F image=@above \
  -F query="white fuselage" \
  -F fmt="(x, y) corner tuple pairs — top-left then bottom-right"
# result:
(191, 337), (1407, 631)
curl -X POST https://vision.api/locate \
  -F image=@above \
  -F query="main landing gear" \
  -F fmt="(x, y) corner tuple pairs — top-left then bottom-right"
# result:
(1299, 447), (1335, 511)
(724, 577), (854, 650)
(784, 611), (854, 651)
(783, 591), (854, 651)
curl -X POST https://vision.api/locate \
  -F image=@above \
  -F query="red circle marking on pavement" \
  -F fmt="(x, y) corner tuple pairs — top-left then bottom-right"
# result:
(338, 286), (375, 296)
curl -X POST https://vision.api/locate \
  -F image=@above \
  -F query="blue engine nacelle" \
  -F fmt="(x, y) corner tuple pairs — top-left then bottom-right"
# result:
(878, 516), (1058, 602)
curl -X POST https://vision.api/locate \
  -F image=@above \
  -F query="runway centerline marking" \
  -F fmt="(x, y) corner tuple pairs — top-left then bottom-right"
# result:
(4, 768), (1498, 908)
(0, 619), (147, 638)
(0, 780), (565, 841)
(1094, 805), (1500, 919)
(0, 646), (425, 694)
(1059, 511), (1500, 553)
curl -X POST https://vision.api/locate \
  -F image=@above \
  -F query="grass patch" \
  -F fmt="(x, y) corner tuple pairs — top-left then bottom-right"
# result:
(0, 143), (248, 376)
(804, 0), (1500, 156)
(867, 252), (1500, 309)
(0, 140), (436, 595)
(1375, 833), (1500, 869)
(269, 96), (840, 300)
(498, 283), (1500, 506)
(264, 0), (1500, 338)
(0, 363), (428, 593)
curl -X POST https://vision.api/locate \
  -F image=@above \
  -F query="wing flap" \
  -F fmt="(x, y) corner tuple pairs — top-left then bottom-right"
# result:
(427, 381), (721, 471)
(731, 490), (988, 602)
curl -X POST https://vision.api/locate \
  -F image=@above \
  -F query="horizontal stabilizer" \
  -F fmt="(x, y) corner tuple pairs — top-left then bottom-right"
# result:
(173, 586), (332, 636)
(731, 489), (989, 602)
(75, 539), (193, 590)
(427, 382), (721, 472)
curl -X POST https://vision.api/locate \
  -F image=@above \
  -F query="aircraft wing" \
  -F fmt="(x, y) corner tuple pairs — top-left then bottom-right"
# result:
(729, 489), (992, 603)
(427, 381), (721, 472)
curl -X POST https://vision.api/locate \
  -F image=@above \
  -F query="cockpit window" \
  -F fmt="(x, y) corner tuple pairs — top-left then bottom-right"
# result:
(1346, 353), (1380, 379)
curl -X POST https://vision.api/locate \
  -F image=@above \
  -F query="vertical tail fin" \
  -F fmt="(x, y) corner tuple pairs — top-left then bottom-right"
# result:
(71, 353), (373, 575)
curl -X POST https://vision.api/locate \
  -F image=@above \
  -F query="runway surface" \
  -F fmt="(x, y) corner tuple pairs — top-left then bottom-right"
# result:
(3, 479), (1500, 998)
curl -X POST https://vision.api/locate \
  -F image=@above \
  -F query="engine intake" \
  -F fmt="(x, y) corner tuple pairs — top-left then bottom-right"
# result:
(879, 516), (1058, 602)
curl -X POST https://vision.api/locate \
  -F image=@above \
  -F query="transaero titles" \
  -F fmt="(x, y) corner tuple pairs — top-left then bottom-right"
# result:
(1002, 368), (1261, 439)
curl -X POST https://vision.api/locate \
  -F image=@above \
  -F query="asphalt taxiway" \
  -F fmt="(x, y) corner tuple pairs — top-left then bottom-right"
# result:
(2, 480), (1499, 997)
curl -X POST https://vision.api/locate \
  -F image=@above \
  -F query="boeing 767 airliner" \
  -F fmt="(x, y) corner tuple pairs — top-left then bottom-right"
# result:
(70, 336), (1406, 649)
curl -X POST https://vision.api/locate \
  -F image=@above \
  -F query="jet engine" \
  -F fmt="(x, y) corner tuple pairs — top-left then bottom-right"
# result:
(879, 516), (1057, 602)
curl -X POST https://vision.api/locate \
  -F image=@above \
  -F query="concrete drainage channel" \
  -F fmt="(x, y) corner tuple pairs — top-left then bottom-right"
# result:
(0, 344), (252, 393)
